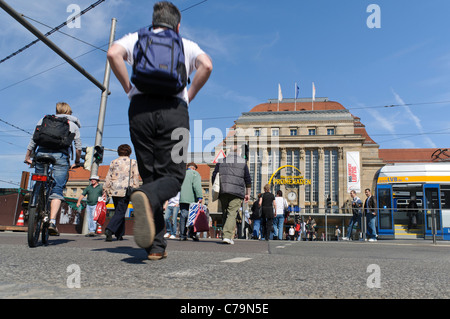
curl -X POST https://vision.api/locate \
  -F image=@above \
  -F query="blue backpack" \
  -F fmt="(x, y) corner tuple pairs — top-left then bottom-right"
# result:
(131, 26), (187, 96)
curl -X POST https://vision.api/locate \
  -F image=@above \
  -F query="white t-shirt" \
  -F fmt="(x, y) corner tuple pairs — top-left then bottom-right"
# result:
(114, 29), (206, 105)
(168, 192), (180, 206)
(274, 196), (287, 216)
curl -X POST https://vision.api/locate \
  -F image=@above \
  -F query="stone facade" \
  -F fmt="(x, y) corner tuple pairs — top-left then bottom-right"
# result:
(207, 98), (385, 214)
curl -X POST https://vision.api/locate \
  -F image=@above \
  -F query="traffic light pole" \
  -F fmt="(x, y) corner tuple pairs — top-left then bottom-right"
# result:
(82, 18), (116, 235)
(90, 18), (116, 178)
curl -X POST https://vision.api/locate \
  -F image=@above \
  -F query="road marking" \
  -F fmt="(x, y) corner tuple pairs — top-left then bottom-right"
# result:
(221, 257), (252, 263)
(276, 246), (286, 249)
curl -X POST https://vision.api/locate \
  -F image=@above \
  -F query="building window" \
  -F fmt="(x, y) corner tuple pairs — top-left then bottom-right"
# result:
(272, 128), (279, 136)
(305, 149), (318, 203)
(286, 149), (300, 176)
(290, 129), (297, 136)
(327, 128), (335, 135)
(268, 149), (280, 193)
(255, 129), (260, 137)
(324, 149), (340, 209)
(308, 128), (316, 136)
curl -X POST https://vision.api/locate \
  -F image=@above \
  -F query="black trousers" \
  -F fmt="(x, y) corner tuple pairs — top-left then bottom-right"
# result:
(128, 95), (189, 254)
(107, 196), (129, 239)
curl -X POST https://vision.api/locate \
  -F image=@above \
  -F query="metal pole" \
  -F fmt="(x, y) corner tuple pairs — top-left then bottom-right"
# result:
(0, 0), (107, 92)
(82, 18), (116, 235)
(90, 18), (117, 178)
(431, 209), (436, 245)
(362, 210), (366, 242)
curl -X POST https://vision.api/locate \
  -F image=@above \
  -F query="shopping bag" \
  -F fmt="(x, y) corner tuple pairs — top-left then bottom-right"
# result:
(93, 197), (106, 225)
(187, 202), (204, 227)
(212, 173), (220, 201)
(193, 208), (209, 233)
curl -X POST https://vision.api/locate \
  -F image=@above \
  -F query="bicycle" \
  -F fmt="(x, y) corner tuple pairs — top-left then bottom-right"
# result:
(27, 154), (57, 248)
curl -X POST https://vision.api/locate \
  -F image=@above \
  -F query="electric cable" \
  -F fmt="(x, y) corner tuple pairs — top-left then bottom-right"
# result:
(22, 14), (107, 52)
(0, 0), (106, 64)
(0, 0), (209, 92)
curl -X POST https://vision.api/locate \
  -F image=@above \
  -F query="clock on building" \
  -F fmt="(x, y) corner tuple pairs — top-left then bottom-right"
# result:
(287, 191), (297, 202)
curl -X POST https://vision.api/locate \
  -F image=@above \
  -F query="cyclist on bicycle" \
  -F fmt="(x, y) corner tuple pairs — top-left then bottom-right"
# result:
(24, 102), (82, 236)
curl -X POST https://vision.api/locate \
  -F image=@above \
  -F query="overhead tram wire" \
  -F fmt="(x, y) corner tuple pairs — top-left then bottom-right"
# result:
(19, 0), (210, 59)
(0, 0), (209, 93)
(22, 15), (107, 53)
(0, 45), (106, 92)
(0, 0), (211, 139)
(0, 0), (106, 64)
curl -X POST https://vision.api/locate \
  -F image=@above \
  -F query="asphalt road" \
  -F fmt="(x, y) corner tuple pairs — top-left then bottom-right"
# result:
(1, 232), (450, 301)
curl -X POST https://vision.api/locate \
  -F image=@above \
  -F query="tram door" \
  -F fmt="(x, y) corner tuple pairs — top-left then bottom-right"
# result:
(423, 184), (443, 238)
(376, 185), (394, 238)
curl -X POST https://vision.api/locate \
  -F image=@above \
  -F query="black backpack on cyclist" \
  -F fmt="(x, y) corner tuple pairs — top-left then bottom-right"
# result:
(33, 115), (75, 150)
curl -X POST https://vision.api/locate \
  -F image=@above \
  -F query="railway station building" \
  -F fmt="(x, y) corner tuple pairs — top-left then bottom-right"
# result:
(64, 97), (448, 240)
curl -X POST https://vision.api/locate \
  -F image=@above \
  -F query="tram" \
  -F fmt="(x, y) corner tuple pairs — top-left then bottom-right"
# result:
(375, 162), (450, 240)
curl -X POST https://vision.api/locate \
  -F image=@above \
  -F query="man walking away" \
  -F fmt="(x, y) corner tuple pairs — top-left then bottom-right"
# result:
(211, 146), (251, 245)
(179, 163), (203, 241)
(107, 1), (212, 260)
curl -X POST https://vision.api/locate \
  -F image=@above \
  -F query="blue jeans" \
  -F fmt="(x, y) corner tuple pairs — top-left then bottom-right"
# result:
(273, 215), (285, 239)
(252, 218), (261, 239)
(164, 205), (179, 236)
(35, 150), (70, 201)
(179, 204), (190, 239)
(86, 204), (97, 233)
(366, 213), (377, 239)
(346, 214), (361, 239)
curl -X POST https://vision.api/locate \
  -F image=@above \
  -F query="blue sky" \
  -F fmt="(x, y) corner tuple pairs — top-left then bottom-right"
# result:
(1, 0), (450, 188)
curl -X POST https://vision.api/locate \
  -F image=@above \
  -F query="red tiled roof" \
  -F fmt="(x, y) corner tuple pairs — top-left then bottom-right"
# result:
(196, 164), (211, 181)
(379, 148), (446, 163)
(249, 101), (346, 112)
(68, 165), (110, 182)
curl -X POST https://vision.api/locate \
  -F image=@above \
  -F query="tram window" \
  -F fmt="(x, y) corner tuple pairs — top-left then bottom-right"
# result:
(425, 188), (440, 209)
(441, 186), (450, 209)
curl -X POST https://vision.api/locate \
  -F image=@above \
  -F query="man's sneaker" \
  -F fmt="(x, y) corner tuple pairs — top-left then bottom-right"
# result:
(222, 238), (234, 245)
(342, 237), (349, 241)
(130, 191), (155, 249)
(164, 232), (170, 238)
(169, 235), (176, 239)
(48, 223), (60, 236)
(368, 238), (377, 242)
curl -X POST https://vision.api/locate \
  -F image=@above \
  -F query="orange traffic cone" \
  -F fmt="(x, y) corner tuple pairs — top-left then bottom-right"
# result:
(96, 224), (102, 234)
(16, 211), (25, 226)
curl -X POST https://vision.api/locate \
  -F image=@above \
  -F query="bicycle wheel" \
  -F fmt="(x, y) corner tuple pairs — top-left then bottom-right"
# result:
(41, 221), (50, 245)
(27, 184), (45, 248)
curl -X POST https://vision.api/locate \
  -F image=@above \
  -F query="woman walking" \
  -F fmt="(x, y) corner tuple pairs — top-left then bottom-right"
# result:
(103, 144), (140, 241)
(259, 184), (276, 241)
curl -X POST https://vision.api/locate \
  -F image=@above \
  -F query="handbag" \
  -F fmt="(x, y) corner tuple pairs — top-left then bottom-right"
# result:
(93, 197), (107, 225)
(125, 158), (134, 200)
(193, 208), (209, 233)
(212, 173), (220, 201)
(283, 201), (290, 219)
